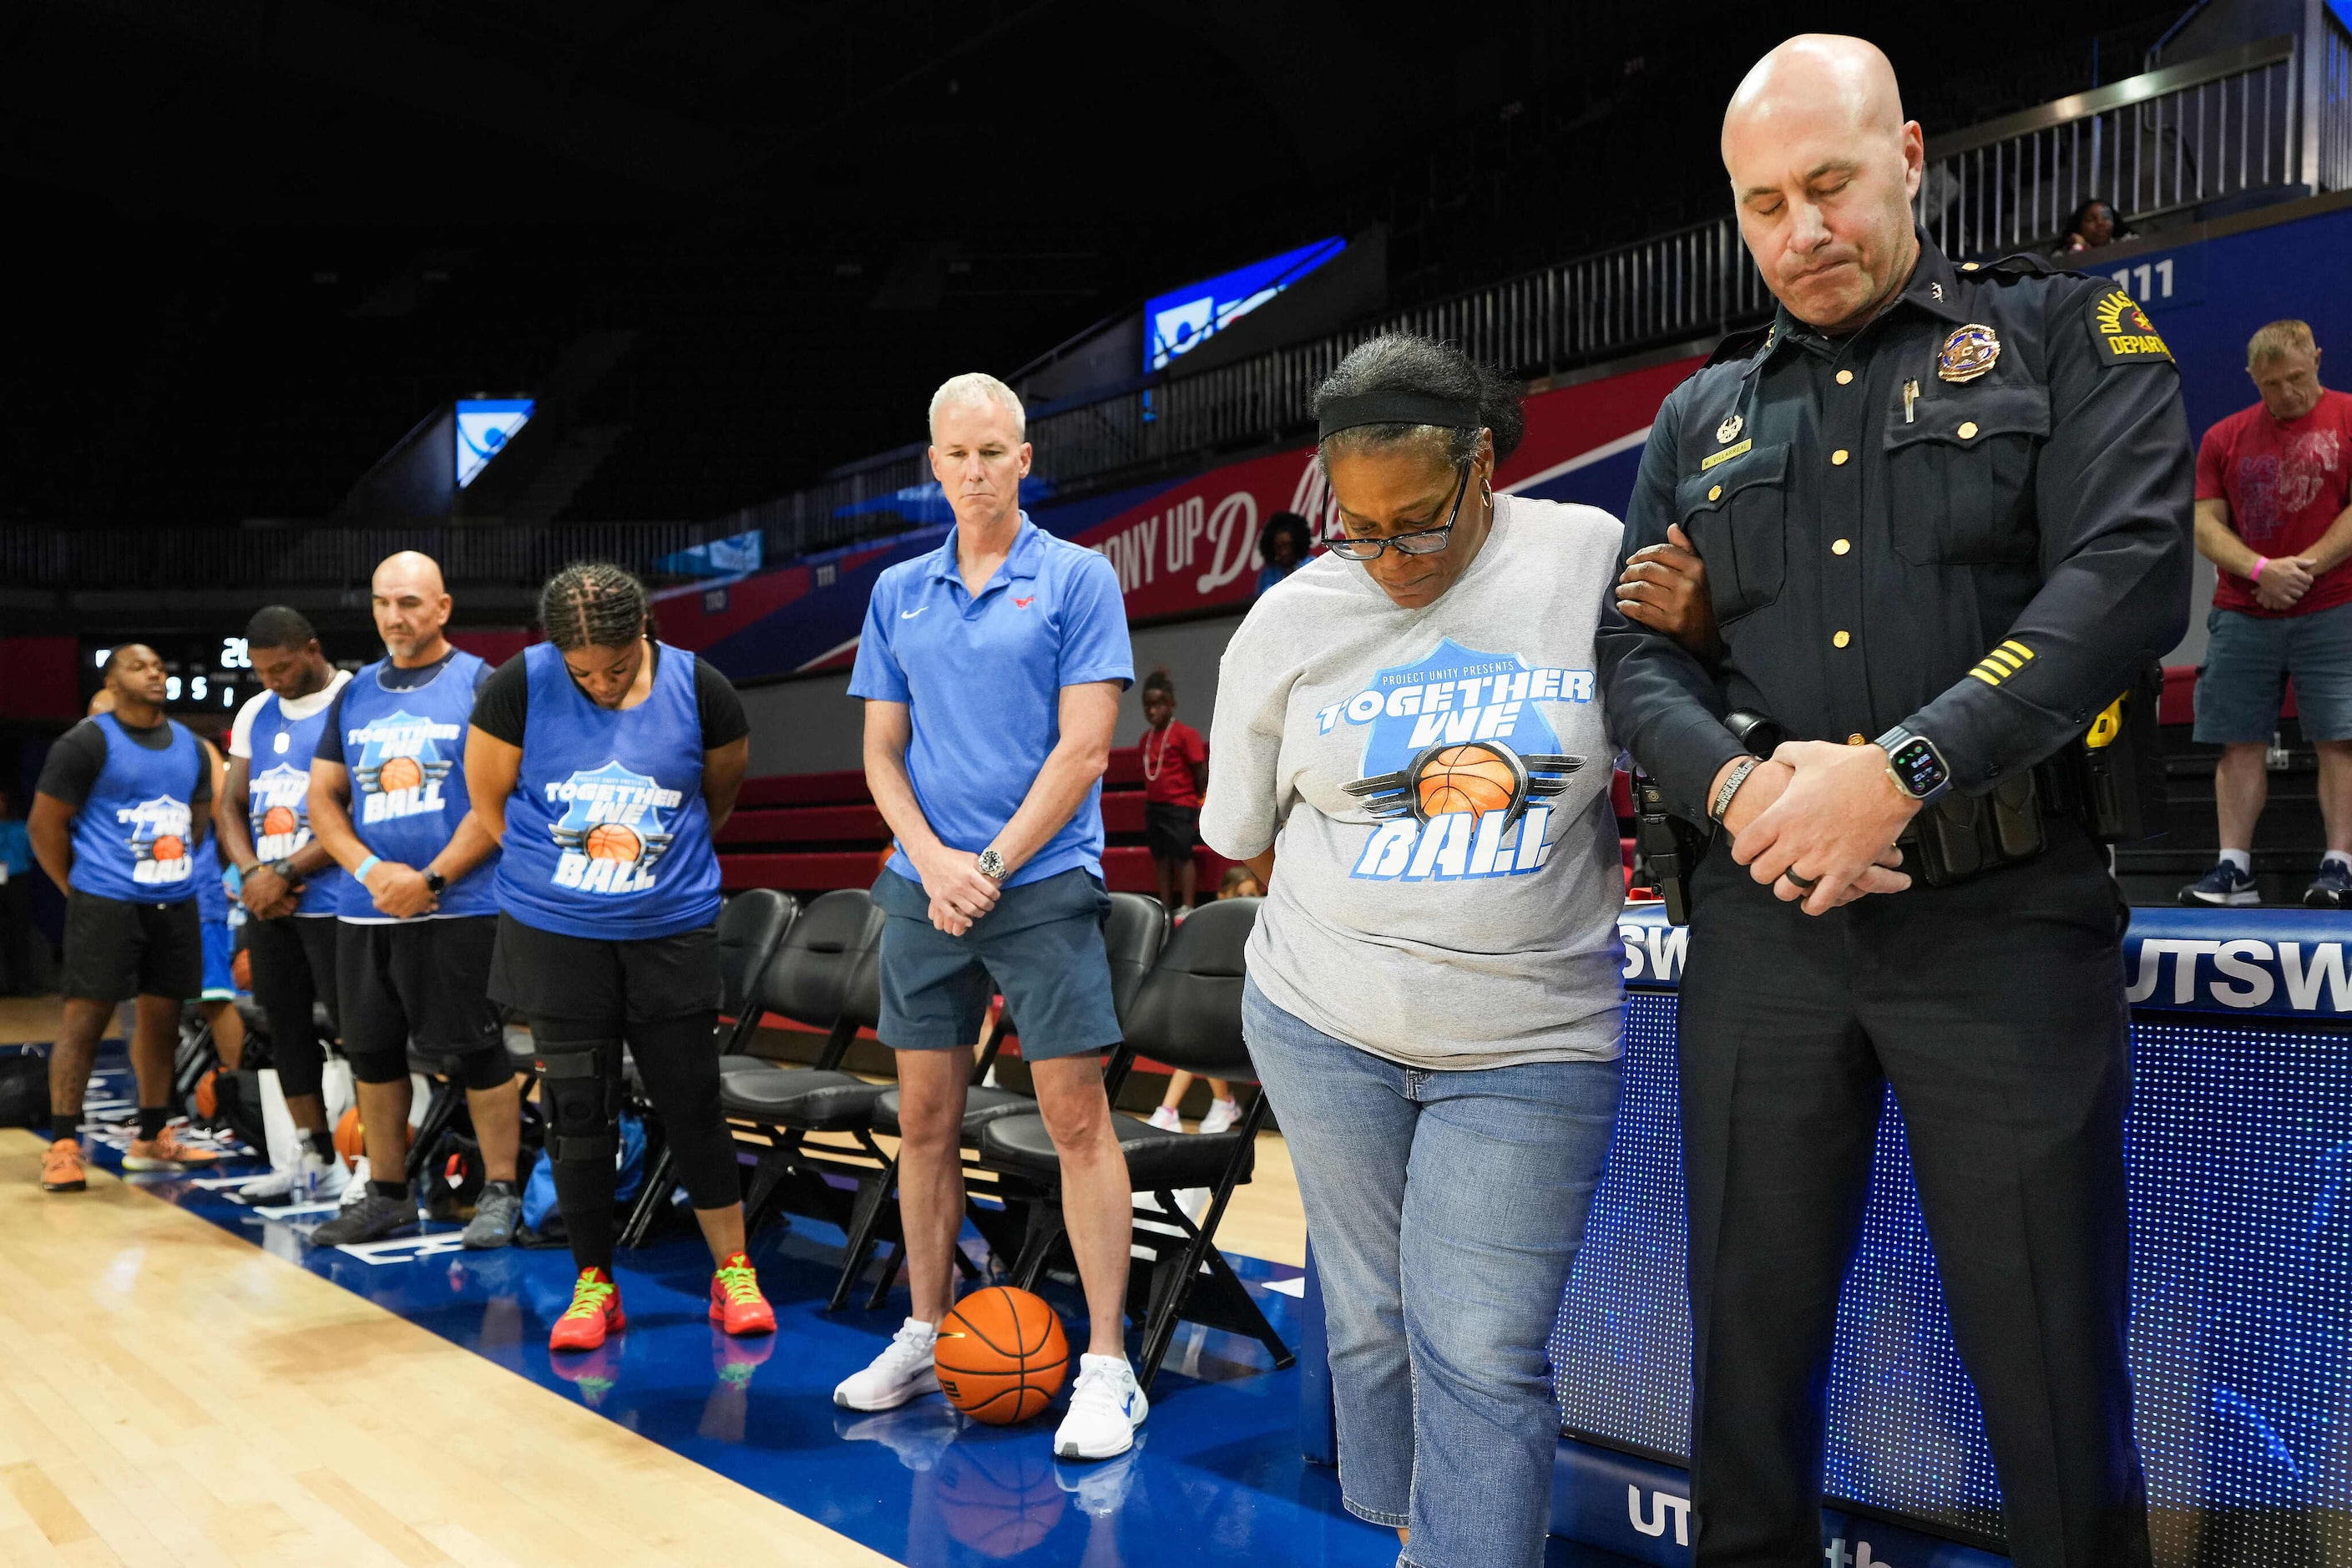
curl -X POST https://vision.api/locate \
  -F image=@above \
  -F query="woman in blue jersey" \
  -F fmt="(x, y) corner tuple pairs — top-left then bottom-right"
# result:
(466, 563), (772, 1354)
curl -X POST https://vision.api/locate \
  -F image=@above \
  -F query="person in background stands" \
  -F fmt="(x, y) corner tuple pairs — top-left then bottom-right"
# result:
(0, 789), (40, 995)
(28, 644), (223, 1191)
(1138, 667), (1208, 916)
(837, 371), (1146, 1464)
(190, 726), (250, 1076)
(2179, 320), (2352, 908)
(467, 562), (774, 1348)
(1256, 511), (1314, 595)
(213, 607), (351, 1196)
(1146, 856), (1255, 1137)
(307, 552), (522, 1245)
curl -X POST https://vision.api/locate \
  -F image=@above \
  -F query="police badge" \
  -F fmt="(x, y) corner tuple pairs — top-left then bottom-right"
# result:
(1936, 324), (2000, 382)
(1715, 412), (1743, 444)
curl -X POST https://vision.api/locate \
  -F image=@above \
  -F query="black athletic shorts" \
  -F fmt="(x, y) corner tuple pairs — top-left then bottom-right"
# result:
(337, 917), (507, 1086)
(1145, 802), (1201, 862)
(61, 891), (202, 1004)
(488, 912), (721, 1027)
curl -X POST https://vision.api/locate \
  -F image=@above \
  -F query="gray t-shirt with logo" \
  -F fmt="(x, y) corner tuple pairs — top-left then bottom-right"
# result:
(1201, 493), (1628, 1070)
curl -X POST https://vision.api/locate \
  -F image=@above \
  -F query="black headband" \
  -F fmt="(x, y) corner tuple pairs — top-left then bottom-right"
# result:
(1316, 391), (1484, 443)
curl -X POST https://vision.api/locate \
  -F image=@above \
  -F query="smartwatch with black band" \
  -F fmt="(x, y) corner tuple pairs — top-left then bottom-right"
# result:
(1874, 725), (1952, 803)
(423, 868), (448, 897)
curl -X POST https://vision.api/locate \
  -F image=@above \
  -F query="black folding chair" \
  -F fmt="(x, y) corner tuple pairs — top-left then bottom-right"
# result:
(613, 888), (800, 1247)
(829, 889), (1170, 1311)
(975, 896), (1292, 1388)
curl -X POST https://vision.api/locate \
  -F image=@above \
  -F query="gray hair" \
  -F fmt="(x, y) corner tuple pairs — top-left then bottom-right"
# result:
(1313, 333), (1525, 472)
(928, 372), (1027, 443)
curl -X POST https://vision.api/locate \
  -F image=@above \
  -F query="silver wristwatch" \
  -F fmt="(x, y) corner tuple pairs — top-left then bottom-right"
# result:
(976, 847), (1008, 882)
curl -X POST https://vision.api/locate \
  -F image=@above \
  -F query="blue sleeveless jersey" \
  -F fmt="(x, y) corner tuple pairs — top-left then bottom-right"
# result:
(68, 716), (202, 903)
(336, 651), (500, 919)
(245, 687), (347, 917)
(196, 836), (230, 923)
(494, 641), (720, 941)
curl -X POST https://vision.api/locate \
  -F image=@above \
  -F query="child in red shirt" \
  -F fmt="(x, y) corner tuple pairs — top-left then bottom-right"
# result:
(1139, 668), (1208, 911)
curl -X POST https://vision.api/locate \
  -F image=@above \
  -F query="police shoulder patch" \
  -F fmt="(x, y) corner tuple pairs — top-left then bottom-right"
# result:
(2087, 287), (2172, 365)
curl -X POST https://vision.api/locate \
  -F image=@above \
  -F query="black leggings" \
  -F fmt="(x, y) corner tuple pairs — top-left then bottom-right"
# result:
(530, 1009), (738, 1274)
(246, 915), (340, 1100)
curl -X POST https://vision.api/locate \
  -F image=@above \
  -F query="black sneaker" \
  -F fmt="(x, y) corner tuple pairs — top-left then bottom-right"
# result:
(2305, 862), (2352, 909)
(308, 1190), (417, 1247)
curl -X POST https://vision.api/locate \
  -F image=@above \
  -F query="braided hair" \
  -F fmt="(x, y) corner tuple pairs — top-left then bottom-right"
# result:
(540, 562), (650, 651)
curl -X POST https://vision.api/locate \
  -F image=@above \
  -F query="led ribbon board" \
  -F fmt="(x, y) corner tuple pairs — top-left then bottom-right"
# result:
(1145, 238), (1345, 372)
(455, 399), (535, 488)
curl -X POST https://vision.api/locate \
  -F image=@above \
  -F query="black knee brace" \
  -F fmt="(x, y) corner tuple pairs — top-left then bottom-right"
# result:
(534, 1037), (621, 1166)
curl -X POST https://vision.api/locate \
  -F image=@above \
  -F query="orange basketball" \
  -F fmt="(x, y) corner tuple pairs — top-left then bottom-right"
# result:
(195, 1068), (218, 1119)
(1415, 744), (1517, 822)
(928, 1444), (1066, 1557)
(261, 805), (299, 837)
(334, 1106), (366, 1169)
(377, 756), (423, 792)
(232, 948), (251, 990)
(934, 1286), (1070, 1425)
(150, 834), (185, 863)
(584, 823), (642, 862)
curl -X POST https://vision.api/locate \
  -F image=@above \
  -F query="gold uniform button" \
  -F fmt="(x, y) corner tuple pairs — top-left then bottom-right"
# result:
(1835, 369), (1854, 385)
(1957, 420), (1979, 439)
(1833, 630), (1851, 649)
(1707, 483), (1722, 502)
(1847, 732), (1868, 745)
(1831, 448), (1850, 466)
(1962, 260), (1980, 271)
(1832, 538), (1851, 555)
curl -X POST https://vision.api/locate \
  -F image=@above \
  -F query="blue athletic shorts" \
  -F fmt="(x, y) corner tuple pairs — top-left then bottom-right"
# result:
(871, 866), (1121, 1060)
(200, 918), (237, 1001)
(2193, 600), (2352, 744)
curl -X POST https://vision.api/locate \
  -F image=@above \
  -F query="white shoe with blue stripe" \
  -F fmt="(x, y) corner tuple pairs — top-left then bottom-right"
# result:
(1054, 1353), (1146, 1461)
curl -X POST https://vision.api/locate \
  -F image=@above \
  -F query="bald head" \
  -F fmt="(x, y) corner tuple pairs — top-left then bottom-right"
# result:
(1722, 35), (1923, 331)
(370, 550), (454, 666)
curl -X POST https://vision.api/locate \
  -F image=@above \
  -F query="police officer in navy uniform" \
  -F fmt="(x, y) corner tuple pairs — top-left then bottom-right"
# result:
(1599, 37), (2190, 1568)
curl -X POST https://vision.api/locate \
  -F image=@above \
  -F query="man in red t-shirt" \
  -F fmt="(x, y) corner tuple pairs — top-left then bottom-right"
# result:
(2183, 318), (2352, 908)
(1137, 667), (1208, 913)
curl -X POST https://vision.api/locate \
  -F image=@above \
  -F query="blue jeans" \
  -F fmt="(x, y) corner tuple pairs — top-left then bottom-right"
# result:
(1242, 978), (1621, 1568)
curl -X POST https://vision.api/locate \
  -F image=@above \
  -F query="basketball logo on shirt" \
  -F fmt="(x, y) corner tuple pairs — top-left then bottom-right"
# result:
(545, 761), (680, 895)
(119, 797), (194, 885)
(1317, 638), (1589, 883)
(249, 763), (315, 860)
(350, 711), (460, 824)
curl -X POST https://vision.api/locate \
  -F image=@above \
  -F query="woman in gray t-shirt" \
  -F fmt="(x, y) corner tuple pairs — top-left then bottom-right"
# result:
(1202, 334), (1624, 1568)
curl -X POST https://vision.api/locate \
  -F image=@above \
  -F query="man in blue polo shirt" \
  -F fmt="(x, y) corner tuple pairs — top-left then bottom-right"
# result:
(835, 372), (1144, 1462)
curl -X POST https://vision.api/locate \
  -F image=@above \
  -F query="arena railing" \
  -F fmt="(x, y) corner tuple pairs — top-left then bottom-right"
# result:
(708, 19), (2351, 563)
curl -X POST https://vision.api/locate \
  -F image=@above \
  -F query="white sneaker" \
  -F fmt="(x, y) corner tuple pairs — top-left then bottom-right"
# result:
(1146, 1105), (1184, 1133)
(238, 1148), (349, 1203)
(1054, 1353), (1146, 1460)
(337, 1155), (371, 1208)
(1197, 1098), (1241, 1136)
(833, 1317), (941, 1412)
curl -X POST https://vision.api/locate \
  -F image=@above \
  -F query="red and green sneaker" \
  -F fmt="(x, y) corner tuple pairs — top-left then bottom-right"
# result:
(709, 1252), (776, 1337)
(549, 1267), (625, 1353)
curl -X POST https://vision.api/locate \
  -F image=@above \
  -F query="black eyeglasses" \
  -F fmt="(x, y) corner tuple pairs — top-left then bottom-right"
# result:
(1325, 462), (1470, 561)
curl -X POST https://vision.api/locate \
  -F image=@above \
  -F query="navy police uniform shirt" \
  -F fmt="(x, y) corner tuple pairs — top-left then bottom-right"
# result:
(1597, 233), (2194, 824)
(849, 515), (1134, 889)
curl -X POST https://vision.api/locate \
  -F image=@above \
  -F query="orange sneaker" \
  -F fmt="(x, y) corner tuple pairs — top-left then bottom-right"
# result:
(709, 1252), (776, 1336)
(550, 1267), (625, 1353)
(41, 1138), (87, 1192)
(122, 1125), (223, 1171)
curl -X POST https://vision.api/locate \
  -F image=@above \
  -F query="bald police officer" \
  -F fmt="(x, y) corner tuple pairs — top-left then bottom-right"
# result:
(1600, 36), (2190, 1568)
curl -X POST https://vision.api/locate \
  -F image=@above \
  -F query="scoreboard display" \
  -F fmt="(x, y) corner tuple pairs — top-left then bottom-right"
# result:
(80, 635), (278, 724)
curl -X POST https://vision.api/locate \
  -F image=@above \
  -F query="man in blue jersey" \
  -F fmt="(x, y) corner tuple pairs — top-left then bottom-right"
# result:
(28, 643), (224, 1192)
(306, 552), (518, 1247)
(835, 373), (1146, 1463)
(215, 606), (351, 1201)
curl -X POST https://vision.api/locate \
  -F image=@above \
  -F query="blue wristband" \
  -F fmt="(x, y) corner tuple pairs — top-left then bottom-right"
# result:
(354, 855), (382, 883)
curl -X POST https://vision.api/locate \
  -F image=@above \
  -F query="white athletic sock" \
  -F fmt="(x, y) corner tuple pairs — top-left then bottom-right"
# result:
(2325, 851), (2351, 871)
(2218, 848), (2252, 873)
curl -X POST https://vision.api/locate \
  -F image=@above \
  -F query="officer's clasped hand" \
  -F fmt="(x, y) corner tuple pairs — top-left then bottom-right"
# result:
(1727, 740), (1917, 915)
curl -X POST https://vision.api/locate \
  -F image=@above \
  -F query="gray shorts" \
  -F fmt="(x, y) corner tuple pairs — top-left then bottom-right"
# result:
(2193, 601), (2352, 744)
(871, 867), (1121, 1061)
